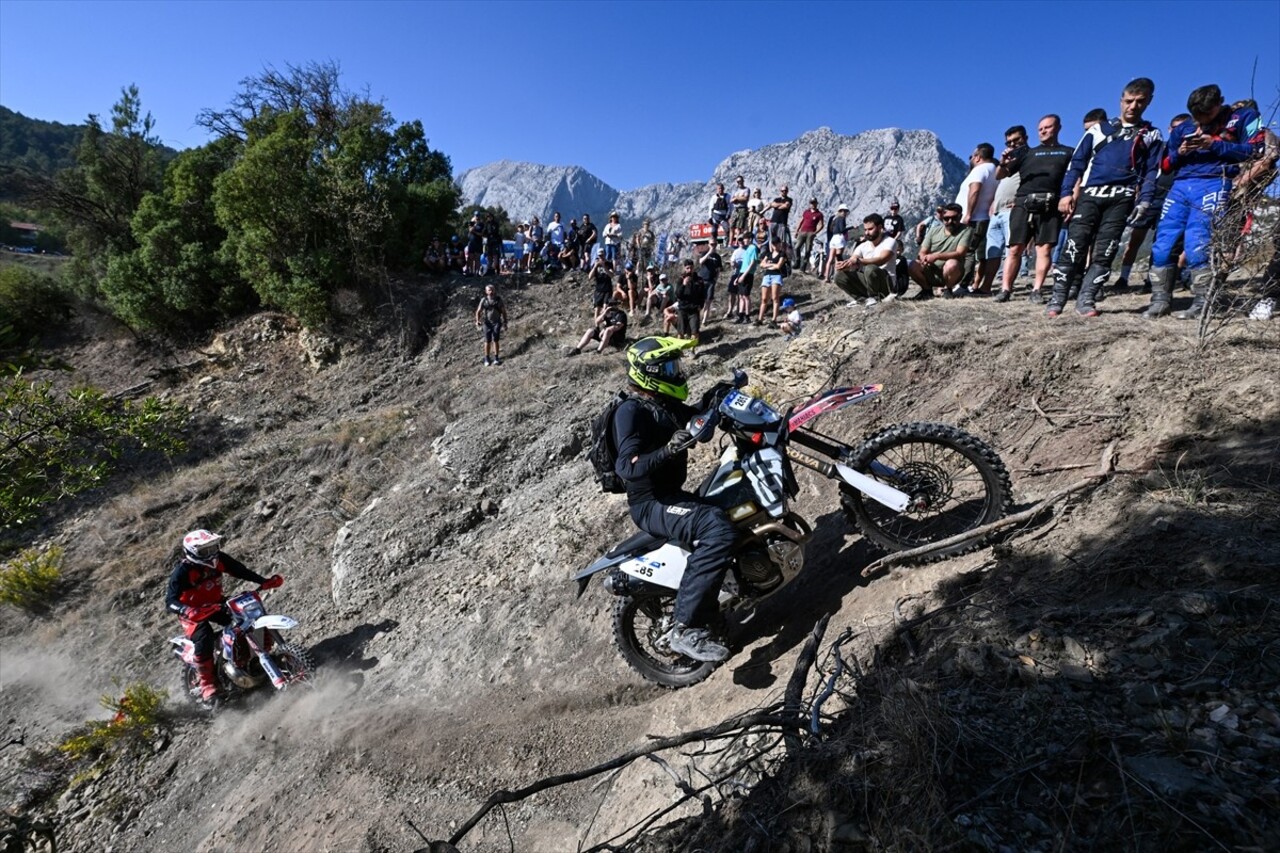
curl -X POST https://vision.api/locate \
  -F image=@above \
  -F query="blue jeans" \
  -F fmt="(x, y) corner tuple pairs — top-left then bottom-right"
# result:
(985, 209), (1011, 261)
(604, 244), (618, 262)
(1151, 177), (1229, 270)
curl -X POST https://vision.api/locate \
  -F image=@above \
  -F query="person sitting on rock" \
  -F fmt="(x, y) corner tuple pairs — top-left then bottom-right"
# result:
(567, 298), (628, 355)
(166, 530), (282, 711)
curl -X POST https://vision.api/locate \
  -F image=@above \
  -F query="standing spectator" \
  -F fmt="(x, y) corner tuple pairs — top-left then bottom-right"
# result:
(565, 218), (580, 262)
(747, 188), (766, 235)
(884, 199), (906, 243)
(603, 213), (624, 264)
(709, 183), (731, 244)
(824, 203), (850, 281)
(579, 213), (598, 270)
(768, 185), (794, 250)
(1117, 114), (1191, 290)
(625, 262), (642, 313)
(834, 214), (898, 305)
(734, 233), (760, 324)
(1052, 78), (1163, 318)
(528, 216), (544, 263)
(513, 225), (528, 273)
(546, 211), (566, 253)
(956, 143), (999, 294)
(635, 219), (656, 270)
(465, 214), (485, 277)
(697, 244), (723, 325)
(1144, 84), (1262, 320)
(908, 203), (972, 298)
(730, 176), (750, 242)
(995, 116), (1072, 303)
(674, 259), (705, 349)
(474, 283), (507, 366)
(590, 257), (614, 316)
(983, 166), (1021, 297)
(723, 236), (746, 320)
(566, 299), (628, 356)
(756, 240), (787, 324)
(795, 198), (825, 273)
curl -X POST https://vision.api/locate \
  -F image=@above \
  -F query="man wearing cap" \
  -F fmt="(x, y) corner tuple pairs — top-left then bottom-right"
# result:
(884, 200), (906, 243)
(730, 176), (750, 242)
(824, 204), (850, 281)
(795, 198), (825, 273)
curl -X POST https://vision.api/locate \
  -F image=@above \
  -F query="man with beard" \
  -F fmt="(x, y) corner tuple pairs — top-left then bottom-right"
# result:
(907, 203), (971, 298)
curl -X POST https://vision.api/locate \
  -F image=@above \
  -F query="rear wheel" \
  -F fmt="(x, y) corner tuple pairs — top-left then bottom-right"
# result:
(611, 595), (716, 689)
(271, 641), (316, 688)
(841, 421), (1012, 560)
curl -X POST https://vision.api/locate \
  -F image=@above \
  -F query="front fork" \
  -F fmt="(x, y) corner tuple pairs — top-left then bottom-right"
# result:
(226, 627), (288, 690)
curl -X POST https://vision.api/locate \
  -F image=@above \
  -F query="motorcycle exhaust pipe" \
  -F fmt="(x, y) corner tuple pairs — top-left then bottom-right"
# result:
(789, 450), (912, 512)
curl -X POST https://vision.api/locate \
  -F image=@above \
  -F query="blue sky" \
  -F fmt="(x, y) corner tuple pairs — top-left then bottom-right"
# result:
(2, 0), (1278, 190)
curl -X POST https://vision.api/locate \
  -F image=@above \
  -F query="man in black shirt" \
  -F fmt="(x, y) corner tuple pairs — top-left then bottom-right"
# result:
(590, 258), (614, 316)
(612, 336), (735, 662)
(995, 115), (1073, 303)
(674, 260), (705, 348)
(768, 185), (793, 250)
(578, 213), (598, 270)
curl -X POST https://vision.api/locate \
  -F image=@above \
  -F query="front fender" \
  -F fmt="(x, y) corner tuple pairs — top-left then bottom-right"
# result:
(252, 614), (298, 631)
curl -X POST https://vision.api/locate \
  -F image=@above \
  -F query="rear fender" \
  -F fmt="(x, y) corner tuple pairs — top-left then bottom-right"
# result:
(572, 553), (631, 598)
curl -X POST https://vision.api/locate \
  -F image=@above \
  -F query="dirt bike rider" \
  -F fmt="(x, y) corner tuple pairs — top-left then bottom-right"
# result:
(614, 337), (736, 663)
(165, 530), (283, 708)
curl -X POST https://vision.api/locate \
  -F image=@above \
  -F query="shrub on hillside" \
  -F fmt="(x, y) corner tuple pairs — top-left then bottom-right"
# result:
(58, 682), (168, 760)
(0, 544), (62, 610)
(0, 265), (70, 343)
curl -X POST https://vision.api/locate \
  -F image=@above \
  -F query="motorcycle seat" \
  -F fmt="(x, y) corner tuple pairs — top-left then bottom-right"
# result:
(607, 530), (691, 557)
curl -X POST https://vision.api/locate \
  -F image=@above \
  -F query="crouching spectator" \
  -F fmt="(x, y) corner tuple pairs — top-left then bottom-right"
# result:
(907, 204), (971, 299)
(834, 214), (899, 305)
(567, 299), (628, 355)
(645, 271), (672, 318)
(778, 297), (803, 340)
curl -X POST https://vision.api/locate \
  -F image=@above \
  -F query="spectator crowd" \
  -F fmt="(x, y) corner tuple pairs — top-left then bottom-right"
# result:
(457, 76), (1278, 366)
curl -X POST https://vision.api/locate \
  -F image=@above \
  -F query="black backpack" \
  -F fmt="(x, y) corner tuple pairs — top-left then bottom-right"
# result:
(588, 392), (664, 494)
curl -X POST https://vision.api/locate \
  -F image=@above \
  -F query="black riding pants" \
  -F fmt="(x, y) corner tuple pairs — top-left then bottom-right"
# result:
(629, 495), (736, 628)
(1054, 188), (1133, 294)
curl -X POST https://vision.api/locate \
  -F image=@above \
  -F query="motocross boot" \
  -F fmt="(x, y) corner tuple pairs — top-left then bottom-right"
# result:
(1075, 265), (1108, 317)
(1045, 270), (1072, 317)
(194, 656), (219, 709)
(1143, 266), (1175, 319)
(1175, 270), (1212, 320)
(668, 624), (729, 663)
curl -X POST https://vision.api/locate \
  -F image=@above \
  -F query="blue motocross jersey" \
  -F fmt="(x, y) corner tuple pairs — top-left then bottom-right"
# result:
(1060, 119), (1164, 204)
(1164, 106), (1263, 181)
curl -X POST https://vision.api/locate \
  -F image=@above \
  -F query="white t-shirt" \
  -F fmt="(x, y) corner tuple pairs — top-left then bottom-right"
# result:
(730, 246), (745, 271)
(546, 221), (565, 245)
(956, 162), (998, 222)
(603, 223), (623, 246)
(785, 308), (802, 331)
(851, 236), (898, 273)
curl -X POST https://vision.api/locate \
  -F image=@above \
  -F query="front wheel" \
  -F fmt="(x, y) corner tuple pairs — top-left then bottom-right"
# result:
(611, 595), (716, 689)
(841, 421), (1012, 560)
(271, 641), (316, 688)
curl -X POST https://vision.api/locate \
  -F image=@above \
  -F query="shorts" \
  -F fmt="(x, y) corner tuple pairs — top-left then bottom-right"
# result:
(1009, 203), (1063, 247)
(985, 209), (1010, 260)
(678, 308), (702, 338)
(483, 320), (501, 343)
(731, 208), (748, 232)
(726, 273), (740, 296)
(762, 274), (783, 289)
(829, 234), (846, 250)
(593, 290), (610, 309)
(738, 272), (755, 292)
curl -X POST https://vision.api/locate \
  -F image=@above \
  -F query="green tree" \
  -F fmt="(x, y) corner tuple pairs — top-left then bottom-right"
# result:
(0, 376), (186, 529)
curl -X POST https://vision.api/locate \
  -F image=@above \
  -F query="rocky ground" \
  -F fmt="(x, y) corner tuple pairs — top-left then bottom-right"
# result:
(2, 263), (1278, 852)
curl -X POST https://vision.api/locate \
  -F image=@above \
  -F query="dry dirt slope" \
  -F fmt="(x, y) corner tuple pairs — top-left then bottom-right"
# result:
(2, 270), (1278, 852)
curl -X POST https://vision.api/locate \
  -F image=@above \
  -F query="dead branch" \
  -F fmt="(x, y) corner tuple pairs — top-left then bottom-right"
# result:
(784, 614), (830, 754)
(442, 709), (798, 846)
(861, 441), (1119, 577)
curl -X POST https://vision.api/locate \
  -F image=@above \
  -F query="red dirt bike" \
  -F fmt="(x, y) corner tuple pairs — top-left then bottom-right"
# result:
(169, 587), (314, 706)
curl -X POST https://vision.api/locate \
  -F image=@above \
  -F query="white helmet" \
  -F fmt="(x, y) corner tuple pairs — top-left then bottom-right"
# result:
(183, 530), (223, 567)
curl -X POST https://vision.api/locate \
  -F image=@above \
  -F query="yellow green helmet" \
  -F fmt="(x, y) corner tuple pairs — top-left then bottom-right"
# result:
(626, 336), (696, 401)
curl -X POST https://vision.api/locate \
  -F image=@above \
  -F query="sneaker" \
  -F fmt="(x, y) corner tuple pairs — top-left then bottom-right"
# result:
(951, 284), (971, 297)
(864, 297), (878, 307)
(667, 625), (730, 663)
(882, 292), (897, 303)
(493, 357), (502, 365)
(1250, 297), (1275, 321)
(482, 357), (490, 366)
(563, 347), (580, 358)
(993, 289), (1012, 303)
(1028, 290), (1044, 305)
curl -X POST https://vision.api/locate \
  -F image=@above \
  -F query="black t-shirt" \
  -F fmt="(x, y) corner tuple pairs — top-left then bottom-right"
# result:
(479, 296), (504, 324)
(676, 275), (705, 309)
(885, 214), (905, 238)
(698, 251), (723, 283)
(592, 268), (613, 296)
(580, 223), (597, 245)
(601, 306), (627, 329)
(827, 214), (847, 237)
(771, 197), (792, 225)
(1007, 144), (1073, 196)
